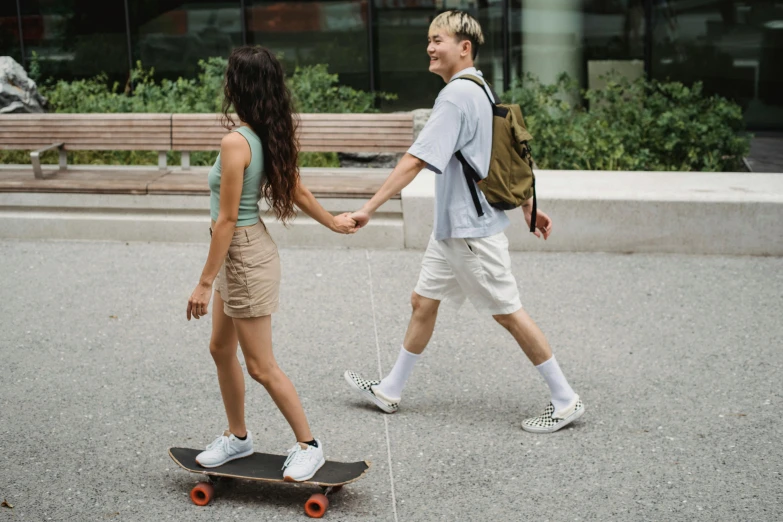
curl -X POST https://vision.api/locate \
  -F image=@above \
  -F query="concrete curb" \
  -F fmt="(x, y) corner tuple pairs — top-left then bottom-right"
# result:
(401, 169), (783, 255)
(1, 169), (781, 255)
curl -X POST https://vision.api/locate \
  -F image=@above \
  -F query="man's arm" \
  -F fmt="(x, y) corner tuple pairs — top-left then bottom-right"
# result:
(351, 153), (427, 228)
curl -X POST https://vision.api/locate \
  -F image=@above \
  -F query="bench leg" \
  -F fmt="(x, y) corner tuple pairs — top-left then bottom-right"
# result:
(59, 149), (68, 171)
(158, 151), (167, 169)
(30, 142), (64, 179)
(181, 151), (191, 170)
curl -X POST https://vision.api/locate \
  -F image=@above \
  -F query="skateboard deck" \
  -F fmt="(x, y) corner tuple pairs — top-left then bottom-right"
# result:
(169, 447), (370, 518)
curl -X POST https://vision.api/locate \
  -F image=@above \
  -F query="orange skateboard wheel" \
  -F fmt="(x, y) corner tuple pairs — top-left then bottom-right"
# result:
(305, 493), (329, 518)
(190, 481), (214, 506)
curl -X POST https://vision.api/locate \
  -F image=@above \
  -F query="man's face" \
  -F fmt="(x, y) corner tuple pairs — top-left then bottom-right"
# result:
(427, 30), (468, 81)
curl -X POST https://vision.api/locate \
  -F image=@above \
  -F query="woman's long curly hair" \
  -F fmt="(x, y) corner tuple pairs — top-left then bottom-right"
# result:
(221, 46), (299, 224)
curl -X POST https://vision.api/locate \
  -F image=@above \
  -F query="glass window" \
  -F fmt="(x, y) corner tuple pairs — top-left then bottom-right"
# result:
(246, 1), (370, 91)
(651, 0), (783, 130)
(374, 1), (505, 111)
(510, 0), (646, 92)
(374, 1), (441, 111)
(18, 0), (130, 84)
(474, 1), (506, 92)
(130, 0), (242, 80)
(510, 0), (584, 88)
(0, 4), (23, 66)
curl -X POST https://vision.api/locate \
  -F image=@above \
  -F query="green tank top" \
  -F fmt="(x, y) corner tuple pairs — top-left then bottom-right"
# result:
(207, 126), (265, 227)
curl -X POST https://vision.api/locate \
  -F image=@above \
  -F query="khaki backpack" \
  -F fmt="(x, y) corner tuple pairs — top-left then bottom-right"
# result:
(454, 74), (537, 232)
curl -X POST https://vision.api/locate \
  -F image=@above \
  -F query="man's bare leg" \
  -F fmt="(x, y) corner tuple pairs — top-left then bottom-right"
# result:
(494, 307), (580, 420)
(373, 292), (440, 400)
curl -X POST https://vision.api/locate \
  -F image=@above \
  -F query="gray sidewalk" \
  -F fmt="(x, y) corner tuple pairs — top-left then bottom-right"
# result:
(0, 240), (781, 521)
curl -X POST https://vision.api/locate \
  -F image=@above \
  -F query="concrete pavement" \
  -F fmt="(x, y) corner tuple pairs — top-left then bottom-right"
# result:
(0, 239), (781, 521)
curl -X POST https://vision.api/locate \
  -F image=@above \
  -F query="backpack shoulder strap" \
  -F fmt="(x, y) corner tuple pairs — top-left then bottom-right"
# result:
(455, 151), (484, 218)
(453, 74), (496, 218)
(455, 74), (501, 105)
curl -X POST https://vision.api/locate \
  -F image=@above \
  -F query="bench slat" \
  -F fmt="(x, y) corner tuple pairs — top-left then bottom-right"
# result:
(1, 112), (414, 155)
(0, 132), (170, 139)
(0, 168), (400, 199)
(172, 125), (413, 134)
(0, 113), (171, 120)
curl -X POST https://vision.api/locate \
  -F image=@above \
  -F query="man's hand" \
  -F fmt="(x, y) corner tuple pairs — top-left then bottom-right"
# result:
(332, 213), (357, 234)
(349, 208), (372, 230)
(524, 205), (553, 240)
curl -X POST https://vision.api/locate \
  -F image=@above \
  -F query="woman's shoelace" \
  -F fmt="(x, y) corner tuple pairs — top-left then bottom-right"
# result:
(282, 445), (309, 470)
(206, 435), (230, 453)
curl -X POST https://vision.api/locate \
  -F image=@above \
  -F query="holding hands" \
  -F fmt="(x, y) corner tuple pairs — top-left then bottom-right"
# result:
(331, 206), (371, 234)
(332, 212), (359, 234)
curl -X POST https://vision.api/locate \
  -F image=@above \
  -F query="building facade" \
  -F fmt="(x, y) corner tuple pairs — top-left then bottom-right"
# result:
(2, 1), (782, 130)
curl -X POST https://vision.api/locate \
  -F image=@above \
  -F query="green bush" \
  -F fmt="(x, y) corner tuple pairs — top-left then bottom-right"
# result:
(39, 58), (394, 115)
(288, 64), (395, 113)
(501, 73), (750, 172)
(4, 60), (750, 172)
(41, 58), (226, 114)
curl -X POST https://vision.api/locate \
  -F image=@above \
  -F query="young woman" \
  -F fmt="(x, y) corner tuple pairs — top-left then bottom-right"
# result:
(186, 46), (356, 481)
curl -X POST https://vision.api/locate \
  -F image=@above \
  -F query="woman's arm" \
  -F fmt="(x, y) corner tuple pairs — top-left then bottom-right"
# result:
(187, 132), (249, 320)
(293, 179), (356, 234)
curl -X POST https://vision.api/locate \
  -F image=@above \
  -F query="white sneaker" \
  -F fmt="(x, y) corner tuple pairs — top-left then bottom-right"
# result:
(522, 396), (585, 434)
(282, 440), (325, 482)
(343, 370), (399, 414)
(195, 430), (254, 468)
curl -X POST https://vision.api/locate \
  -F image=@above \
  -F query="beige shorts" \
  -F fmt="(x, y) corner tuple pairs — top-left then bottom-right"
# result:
(414, 232), (522, 316)
(212, 221), (280, 318)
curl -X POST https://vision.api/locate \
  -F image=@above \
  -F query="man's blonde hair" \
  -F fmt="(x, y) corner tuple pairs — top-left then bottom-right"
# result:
(429, 10), (485, 60)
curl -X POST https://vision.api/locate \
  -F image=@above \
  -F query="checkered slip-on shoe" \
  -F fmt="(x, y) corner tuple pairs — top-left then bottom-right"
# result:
(343, 370), (399, 414)
(522, 396), (585, 434)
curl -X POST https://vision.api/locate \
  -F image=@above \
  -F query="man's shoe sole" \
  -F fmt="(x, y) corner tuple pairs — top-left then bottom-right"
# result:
(343, 371), (398, 414)
(522, 404), (586, 434)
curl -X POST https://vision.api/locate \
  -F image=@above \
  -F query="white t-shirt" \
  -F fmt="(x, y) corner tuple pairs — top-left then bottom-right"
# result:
(408, 67), (509, 241)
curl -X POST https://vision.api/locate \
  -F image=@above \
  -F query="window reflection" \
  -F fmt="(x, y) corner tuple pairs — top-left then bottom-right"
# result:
(18, 0), (129, 84)
(246, 1), (370, 91)
(651, 1), (783, 129)
(374, 1), (441, 110)
(0, 4), (23, 65)
(130, 0), (242, 80)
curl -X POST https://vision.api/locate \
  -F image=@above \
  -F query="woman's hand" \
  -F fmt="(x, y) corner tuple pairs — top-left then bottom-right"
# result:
(331, 213), (358, 234)
(187, 282), (212, 320)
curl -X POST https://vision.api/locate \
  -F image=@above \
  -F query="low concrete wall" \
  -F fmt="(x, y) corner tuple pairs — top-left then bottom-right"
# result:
(401, 169), (783, 256)
(1, 169), (781, 255)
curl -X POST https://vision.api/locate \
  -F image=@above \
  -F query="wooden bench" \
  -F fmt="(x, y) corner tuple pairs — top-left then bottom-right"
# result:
(171, 113), (414, 168)
(0, 114), (172, 179)
(0, 112), (414, 199)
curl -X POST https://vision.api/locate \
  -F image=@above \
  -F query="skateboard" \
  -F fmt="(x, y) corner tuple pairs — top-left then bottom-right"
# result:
(168, 447), (370, 518)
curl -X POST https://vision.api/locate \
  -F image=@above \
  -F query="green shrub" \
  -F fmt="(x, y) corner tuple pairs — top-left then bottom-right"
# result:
(5, 62), (749, 172)
(501, 73), (750, 172)
(39, 59), (394, 115)
(41, 58), (226, 114)
(288, 64), (396, 113)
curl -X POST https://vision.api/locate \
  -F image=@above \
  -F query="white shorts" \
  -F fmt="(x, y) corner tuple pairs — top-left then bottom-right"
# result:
(414, 232), (522, 316)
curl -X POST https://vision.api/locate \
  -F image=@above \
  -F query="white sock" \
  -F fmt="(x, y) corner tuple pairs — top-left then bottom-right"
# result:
(536, 356), (577, 414)
(375, 346), (421, 400)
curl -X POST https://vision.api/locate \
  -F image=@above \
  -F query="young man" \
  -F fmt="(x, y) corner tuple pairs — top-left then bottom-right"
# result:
(344, 10), (585, 433)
